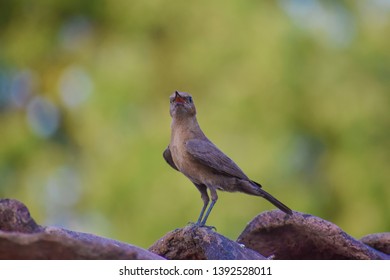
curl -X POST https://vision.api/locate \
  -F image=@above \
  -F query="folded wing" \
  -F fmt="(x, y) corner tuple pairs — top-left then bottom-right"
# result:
(186, 139), (249, 180)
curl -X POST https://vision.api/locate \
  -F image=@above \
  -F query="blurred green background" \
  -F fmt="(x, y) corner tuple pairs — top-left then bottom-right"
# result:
(0, 0), (389, 248)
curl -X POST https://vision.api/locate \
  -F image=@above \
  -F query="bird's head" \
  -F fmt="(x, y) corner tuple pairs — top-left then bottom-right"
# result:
(169, 91), (196, 119)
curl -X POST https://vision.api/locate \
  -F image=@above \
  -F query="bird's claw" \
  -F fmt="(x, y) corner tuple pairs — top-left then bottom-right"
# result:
(187, 221), (217, 231)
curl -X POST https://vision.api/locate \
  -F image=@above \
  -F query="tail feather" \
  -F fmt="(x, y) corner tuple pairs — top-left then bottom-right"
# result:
(244, 181), (293, 215)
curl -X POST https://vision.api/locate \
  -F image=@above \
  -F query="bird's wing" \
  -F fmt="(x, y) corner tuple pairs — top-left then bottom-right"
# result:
(163, 146), (179, 171)
(186, 139), (249, 180)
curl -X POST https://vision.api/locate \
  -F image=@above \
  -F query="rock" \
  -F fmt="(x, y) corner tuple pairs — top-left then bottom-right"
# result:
(360, 233), (390, 255)
(149, 224), (266, 260)
(237, 210), (390, 260)
(2, 198), (388, 260)
(0, 199), (42, 233)
(0, 199), (164, 260)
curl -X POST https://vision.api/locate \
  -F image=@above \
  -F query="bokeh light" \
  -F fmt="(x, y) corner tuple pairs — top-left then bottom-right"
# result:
(26, 96), (60, 138)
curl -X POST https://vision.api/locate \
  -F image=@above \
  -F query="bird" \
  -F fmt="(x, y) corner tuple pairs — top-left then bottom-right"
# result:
(163, 91), (292, 226)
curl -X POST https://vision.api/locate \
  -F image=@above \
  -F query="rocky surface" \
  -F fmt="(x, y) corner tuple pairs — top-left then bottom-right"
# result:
(1, 198), (389, 260)
(0, 199), (164, 260)
(360, 233), (390, 255)
(149, 224), (266, 260)
(237, 210), (389, 260)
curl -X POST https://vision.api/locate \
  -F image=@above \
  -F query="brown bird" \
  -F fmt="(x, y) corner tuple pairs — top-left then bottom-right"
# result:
(163, 91), (292, 226)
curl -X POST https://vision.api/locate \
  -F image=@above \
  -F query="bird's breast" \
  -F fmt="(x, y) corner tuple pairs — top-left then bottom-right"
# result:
(170, 122), (216, 185)
(170, 142), (216, 186)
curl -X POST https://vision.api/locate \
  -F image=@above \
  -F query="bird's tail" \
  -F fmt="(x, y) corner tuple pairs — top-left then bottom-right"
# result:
(242, 180), (293, 215)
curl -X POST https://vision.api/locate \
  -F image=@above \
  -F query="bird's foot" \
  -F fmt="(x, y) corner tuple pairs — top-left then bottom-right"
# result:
(187, 221), (217, 231)
(202, 224), (217, 231)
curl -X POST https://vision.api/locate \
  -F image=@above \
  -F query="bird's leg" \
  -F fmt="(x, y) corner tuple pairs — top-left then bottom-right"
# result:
(200, 187), (218, 226)
(194, 184), (209, 225)
(196, 203), (208, 225)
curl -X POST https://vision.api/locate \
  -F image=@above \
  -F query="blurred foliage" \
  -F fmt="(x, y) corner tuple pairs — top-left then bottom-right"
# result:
(0, 0), (389, 248)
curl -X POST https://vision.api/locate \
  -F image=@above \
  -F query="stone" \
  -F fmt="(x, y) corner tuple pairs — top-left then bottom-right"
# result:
(360, 233), (390, 255)
(0, 199), (164, 260)
(237, 210), (389, 260)
(149, 224), (266, 260)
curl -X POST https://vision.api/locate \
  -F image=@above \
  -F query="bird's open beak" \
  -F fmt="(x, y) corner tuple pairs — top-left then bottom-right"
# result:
(173, 91), (186, 104)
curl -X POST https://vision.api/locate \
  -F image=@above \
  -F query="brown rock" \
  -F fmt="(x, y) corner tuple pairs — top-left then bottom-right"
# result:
(360, 233), (390, 255)
(0, 199), (164, 260)
(149, 224), (266, 260)
(0, 199), (42, 233)
(237, 210), (390, 260)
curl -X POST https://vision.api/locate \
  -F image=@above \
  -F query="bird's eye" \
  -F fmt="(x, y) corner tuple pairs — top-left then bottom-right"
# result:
(188, 97), (193, 103)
